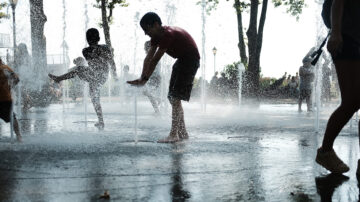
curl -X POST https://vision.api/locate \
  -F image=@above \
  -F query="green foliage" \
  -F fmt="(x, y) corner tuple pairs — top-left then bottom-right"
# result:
(259, 77), (276, 90)
(201, 0), (305, 18)
(272, 0), (306, 20)
(0, 2), (9, 22)
(93, 0), (128, 24)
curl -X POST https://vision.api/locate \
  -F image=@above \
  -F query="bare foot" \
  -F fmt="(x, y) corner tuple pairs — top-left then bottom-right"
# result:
(179, 131), (189, 140)
(16, 136), (22, 143)
(157, 135), (180, 143)
(95, 122), (104, 130)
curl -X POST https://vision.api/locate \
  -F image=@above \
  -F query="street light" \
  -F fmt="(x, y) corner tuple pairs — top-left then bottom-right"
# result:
(9, 0), (18, 61)
(212, 46), (217, 75)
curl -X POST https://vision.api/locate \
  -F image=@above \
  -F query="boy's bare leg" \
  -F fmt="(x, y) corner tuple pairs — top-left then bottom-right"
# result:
(90, 84), (104, 129)
(48, 69), (78, 83)
(158, 98), (181, 143)
(177, 102), (189, 139)
(13, 115), (22, 142)
(298, 98), (302, 112)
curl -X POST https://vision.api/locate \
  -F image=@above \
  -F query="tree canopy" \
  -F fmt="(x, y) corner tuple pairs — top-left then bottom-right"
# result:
(0, 2), (9, 22)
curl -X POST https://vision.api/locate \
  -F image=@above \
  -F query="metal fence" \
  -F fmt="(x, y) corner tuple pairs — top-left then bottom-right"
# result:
(0, 33), (11, 48)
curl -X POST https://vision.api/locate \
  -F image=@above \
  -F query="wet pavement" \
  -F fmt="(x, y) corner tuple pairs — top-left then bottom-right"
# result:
(0, 100), (359, 201)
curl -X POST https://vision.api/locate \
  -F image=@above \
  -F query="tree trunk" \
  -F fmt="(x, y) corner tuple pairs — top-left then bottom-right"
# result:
(101, 0), (112, 49)
(245, 0), (268, 99)
(246, 0), (259, 99)
(29, 0), (47, 85)
(234, 0), (248, 64)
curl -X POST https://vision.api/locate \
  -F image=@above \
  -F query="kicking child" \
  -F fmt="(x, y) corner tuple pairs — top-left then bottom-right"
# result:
(49, 28), (117, 129)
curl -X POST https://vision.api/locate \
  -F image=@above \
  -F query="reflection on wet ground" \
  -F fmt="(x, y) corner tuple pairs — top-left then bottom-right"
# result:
(0, 102), (359, 201)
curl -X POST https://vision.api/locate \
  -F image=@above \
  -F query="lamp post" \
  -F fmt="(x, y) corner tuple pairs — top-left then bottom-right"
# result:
(212, 47), (217, 75)
(9, 0), (18, 60)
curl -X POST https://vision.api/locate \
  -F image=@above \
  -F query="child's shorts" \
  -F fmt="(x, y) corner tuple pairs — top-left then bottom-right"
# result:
(299, 89), (312, 100)
(0, 101), (12, 123)
(168, 58), (199, 101)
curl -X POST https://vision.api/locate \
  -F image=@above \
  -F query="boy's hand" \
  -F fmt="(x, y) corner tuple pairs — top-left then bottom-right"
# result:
(127, 78), (147, 86)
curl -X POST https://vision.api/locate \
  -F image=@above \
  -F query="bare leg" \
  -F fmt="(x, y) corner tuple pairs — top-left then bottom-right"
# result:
(158, 97), (181, 143)
(306, 94), (312, 112)
(144, 90), (160, 114)
(48, 69), (78, 83)
(298, 97), (303, 112)
(13, 114), (22, 142)
(177, 102), (189, 139)
(321, 60), (360, 151)
(89, 83), (104, 129)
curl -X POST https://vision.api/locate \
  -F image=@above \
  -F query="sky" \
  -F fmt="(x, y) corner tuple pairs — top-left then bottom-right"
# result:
(0, 0), (322, 80)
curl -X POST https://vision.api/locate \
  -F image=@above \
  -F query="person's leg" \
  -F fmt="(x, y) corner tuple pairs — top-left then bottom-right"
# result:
(48, 68), (78, 82)
(89, 82), (104, 129)
(321, 60), (360, 151)
(306, 91), (312, 112)
(177, 101), (189, 139)
(144, 90), (160, 114)
(316, 60), (360, 173)
(157, 97), (181, 143)
(13, 114), (22, 142)
(298, 93), (303, 112)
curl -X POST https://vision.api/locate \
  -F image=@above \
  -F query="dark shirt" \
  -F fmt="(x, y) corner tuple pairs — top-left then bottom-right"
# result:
(82, 44), (113, 84)
(151, 26), (200, 60)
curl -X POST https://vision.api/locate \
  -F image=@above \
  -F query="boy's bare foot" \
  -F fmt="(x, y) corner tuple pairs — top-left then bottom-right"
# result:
(16, 136), (22, 142)
(48, 74), (60, 83)
(157, 135), (180, 143)
(179, 131), (189, 140)
(95, 122), (104, 130)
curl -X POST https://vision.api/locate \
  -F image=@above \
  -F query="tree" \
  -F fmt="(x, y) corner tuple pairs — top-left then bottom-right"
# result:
(204, 0), (305, 99)
(93, 0), (128, 50)
(0, 2), (9, 22)
(29, 0), (47, 84)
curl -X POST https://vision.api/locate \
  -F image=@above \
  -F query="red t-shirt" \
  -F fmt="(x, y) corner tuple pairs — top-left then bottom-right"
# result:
(151, 26), (200, 60)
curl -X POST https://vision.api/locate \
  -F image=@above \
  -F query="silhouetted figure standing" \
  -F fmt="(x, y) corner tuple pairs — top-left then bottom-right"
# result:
(128, 12), (200, 143)
(316, 0), (360, 174)
(49, 28), (117, 129)
(298, 55), (314, 112)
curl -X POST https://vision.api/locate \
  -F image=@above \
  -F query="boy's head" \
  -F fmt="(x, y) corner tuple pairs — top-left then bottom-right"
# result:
(86, 28), (100, 44)
(140, 12), (162, 37)
(302, 57), (312, 67)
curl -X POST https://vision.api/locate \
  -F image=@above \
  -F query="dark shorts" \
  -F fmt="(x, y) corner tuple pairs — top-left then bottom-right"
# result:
(0, 101), (12, 123)
(333, 35), (360, 60)
(168, 58), (199, 101)
(299, 89), (311, 100)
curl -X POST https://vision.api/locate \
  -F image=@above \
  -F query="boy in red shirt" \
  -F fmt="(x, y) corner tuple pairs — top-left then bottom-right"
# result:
(128, 12), (200, 143)
(0, 58), (22, 142)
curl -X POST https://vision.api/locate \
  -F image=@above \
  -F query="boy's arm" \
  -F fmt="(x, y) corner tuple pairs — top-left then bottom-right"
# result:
(128, 46), (166, 86)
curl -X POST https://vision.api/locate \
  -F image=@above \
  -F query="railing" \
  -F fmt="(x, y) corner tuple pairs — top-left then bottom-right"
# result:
(47, 54), (68, 65)
(0, 33), (11, 48)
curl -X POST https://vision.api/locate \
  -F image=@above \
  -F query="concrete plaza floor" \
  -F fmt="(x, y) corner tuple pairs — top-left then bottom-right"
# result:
(0, 100), (359, 201)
